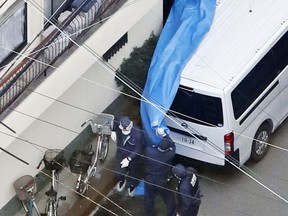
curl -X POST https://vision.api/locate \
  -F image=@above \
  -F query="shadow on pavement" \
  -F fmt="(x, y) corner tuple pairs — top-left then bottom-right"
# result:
(93, 191), (167, 216)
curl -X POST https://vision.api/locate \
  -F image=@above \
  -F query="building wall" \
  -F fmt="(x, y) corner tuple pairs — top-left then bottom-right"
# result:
(0, 0), (163, 208)
(26, 0), (44, 42)
(0, 0), (18, 13)
(0, 0), (44, 77)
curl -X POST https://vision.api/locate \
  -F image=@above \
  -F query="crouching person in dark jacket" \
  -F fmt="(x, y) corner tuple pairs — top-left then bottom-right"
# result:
(144, 127), (176, 216)
(172, 164), (202, 216)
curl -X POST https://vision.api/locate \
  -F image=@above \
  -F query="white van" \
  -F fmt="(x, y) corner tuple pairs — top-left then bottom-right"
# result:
(164, 0), (288, 166)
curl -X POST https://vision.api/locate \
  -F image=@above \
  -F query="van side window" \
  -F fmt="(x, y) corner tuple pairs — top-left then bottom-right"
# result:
(232, 51), (278, 119)
(271, 31), (288, 72)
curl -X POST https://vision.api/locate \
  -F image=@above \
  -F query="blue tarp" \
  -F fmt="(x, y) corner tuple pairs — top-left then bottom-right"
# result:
(140, 0), (216, 144)
(134, 179), (145, 196)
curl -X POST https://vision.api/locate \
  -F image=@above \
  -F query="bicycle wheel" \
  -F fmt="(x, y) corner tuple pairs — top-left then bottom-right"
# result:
(99, 136), (109, 162)
(23, 199), (41, 216)
(45, 198), (57, 216)
(52, 171), (59, 193)
(20, 200), (29, 214)
(32, 199), (41, 216)
(77, 180), (88, 195)
(26, 199), (33, 216)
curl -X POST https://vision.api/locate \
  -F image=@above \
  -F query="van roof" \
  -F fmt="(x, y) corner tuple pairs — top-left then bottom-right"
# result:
(181, 0), (288, 91)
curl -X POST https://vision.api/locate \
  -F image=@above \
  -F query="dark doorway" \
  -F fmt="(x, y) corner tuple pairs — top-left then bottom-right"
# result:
(163, 0), (174, 24)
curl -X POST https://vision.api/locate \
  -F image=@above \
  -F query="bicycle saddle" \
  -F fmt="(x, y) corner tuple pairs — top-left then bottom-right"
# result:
(80, 149), (94, 156)
(45, 187), (57, 197)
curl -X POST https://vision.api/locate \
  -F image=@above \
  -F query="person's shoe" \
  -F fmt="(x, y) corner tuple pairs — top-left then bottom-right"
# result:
(116, 180), (126, 192)
(128, 185), (135, 197)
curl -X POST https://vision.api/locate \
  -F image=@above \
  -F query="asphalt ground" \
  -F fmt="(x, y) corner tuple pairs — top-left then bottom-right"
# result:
(92, 190), (167, 216)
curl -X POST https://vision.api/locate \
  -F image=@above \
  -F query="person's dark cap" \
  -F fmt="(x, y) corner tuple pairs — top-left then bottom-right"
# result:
(186, 166), (198, 175)
(172, 164), (187, 179)
(158, 140), (171, 152)
(119, 116), (132, 130)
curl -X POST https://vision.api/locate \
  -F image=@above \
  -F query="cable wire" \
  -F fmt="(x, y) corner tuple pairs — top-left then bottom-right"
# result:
(2, 0), (288, 208)
(20, 0), (288, 198)
(2, 127), (285, 216)
(0, 0), (274, 179)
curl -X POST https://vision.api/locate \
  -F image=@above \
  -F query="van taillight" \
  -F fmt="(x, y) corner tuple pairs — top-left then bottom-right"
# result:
(224, 132), (234, 155)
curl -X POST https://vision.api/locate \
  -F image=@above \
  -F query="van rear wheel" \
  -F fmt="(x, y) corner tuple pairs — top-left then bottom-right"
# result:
(250, 124), (270, 162)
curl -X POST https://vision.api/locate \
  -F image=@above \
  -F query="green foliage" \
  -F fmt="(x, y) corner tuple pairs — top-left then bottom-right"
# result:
(115, 33), (159, 96)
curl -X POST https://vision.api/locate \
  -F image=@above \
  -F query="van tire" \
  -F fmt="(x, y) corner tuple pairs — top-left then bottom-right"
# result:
(250, 124), (270, 162)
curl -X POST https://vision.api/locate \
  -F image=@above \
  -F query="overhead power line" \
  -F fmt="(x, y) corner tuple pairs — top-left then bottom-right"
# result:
(0, 0), (286, 211)
(19, 0), (288, 204)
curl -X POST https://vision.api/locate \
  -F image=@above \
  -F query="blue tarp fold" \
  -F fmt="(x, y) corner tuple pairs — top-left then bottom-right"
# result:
(140, 0), (216, 144)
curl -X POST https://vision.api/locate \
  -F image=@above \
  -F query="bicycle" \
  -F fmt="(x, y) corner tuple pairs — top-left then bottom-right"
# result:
(69, 113), (114, 195)
(13, 175), (41, 216)
(37, 149), (66, 216)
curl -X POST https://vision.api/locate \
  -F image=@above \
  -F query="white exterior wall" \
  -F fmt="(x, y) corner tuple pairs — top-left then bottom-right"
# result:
(0, 0), (17, 13)
(0, 0), (44, 77)
(26, 0), (44, 43)
(0, 0), (163, 208)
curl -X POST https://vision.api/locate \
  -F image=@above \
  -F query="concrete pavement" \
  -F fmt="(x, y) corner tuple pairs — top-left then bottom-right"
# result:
(9, 96), (134, 216)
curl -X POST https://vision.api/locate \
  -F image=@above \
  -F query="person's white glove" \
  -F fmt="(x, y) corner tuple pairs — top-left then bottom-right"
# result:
(120, 157), (131, 168)
(110, 131), (116, 142)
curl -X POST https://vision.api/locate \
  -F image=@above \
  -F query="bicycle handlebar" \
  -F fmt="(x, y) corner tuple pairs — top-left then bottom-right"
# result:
(36, 159), (43, 169)
(81, 119), (94, 128)
(81, 120), (88, 127)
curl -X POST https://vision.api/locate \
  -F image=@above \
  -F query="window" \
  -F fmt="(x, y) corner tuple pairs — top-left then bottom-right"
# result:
(170, 87), (223, 127)
(44, 0), (73, 27)
(232, 51), (278, 119)
(0, 2), (27, 67)
(271, 30), (288, 72)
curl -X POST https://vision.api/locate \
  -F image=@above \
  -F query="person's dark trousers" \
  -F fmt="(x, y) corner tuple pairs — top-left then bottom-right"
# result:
(191, 203), (200, 216)
(179, 200), (201, 216)
(126, 158), (140, 186)
(115, 157), (140, 187)
(144, 180), (176, 216)
(115, 157), (127, 182)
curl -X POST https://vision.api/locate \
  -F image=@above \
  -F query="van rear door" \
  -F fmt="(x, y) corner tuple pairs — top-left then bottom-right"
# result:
(164, 87), (227, 165)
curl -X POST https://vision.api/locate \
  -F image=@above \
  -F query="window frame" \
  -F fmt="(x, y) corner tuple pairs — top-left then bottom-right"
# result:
(271, 30), (288, 73)
(0, 2), (27, 68)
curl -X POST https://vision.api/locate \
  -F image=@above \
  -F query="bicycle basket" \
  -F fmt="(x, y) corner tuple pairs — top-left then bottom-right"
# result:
(43, 149), (65, 172)
(69, 150), (92, 174)
(91, 113), (114, 135)
(13, 175), (37, 201)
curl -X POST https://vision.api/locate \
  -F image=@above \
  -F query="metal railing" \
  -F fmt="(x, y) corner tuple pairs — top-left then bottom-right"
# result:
(0, 0), (119, 114)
